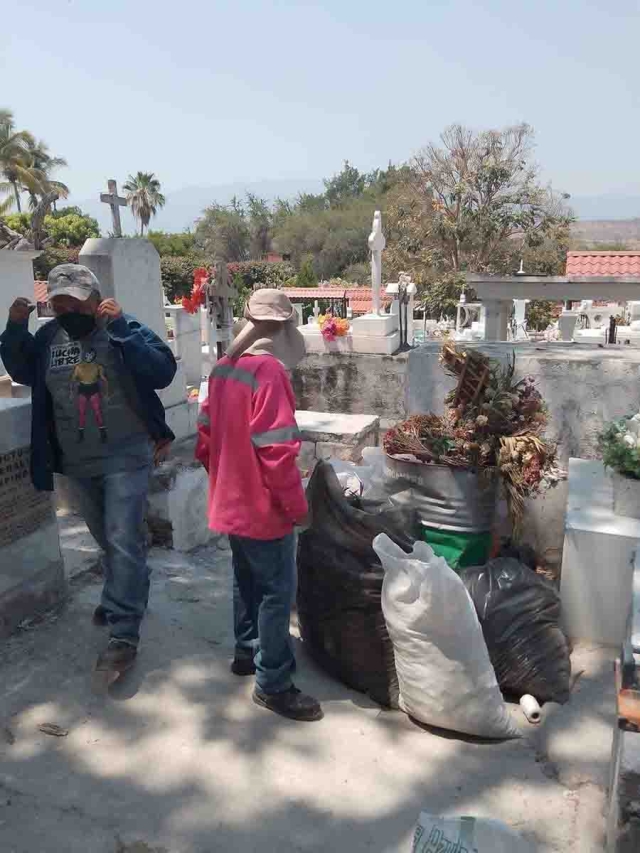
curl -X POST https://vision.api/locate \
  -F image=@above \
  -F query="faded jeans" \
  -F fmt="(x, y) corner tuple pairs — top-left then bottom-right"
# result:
(68, 460), (153, 645)
(229, 533), (296, 696)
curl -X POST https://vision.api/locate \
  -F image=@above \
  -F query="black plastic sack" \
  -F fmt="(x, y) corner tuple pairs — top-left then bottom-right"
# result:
(461, 558), (571, 704)
(297, 460), (419, 708)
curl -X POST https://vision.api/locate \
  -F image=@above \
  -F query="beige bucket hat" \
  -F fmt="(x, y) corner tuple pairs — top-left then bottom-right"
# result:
(226, 289), (305, 370)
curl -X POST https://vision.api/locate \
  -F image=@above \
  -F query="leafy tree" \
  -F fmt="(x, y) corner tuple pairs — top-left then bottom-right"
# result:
(342, 261), (370, 283)
(324, 161), (367, 208)
(227, 260), (295, 290)
(296, 193), (327, 214)
(384, 124), (573, 317)
(195, 197), (249, 262)
(45, 212), (99, 247)
(246, 193), (272, 258)
(4, 212), (30, 233)
(148, 230), (198, 256)
(6, 208), (99, 248)
(391, 123), (572, 275)
(296, 255), (317, 287)
(0, 109), (37, 213)
(123, 172), (166, 236)
(24, 137), (68, 211)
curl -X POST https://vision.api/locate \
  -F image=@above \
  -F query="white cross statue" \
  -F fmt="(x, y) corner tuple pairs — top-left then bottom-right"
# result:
(100, 179), (127, 237)
(368, 210), (386, 315)
(312, 300), (321, 322)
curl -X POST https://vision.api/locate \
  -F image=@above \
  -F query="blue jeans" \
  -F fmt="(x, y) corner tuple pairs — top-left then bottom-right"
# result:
(68, 460), (152, 645)
(229, 533), (296, 696)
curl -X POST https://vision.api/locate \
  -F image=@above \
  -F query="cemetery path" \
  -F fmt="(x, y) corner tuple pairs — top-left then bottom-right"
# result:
(0, 522), (614, 853)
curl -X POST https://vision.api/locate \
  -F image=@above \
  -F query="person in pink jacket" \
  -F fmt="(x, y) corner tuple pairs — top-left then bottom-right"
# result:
(196, 290), (322, 722)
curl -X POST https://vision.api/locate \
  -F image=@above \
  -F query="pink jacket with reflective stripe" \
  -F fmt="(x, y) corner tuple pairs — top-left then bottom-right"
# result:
(195, 354), (307, 540)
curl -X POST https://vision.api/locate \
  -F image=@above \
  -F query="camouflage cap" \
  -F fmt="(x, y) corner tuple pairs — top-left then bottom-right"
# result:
(48, 264), (100, 301)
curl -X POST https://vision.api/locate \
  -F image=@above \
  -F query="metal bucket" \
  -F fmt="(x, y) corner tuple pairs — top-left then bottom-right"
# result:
(383, 454), (499, 533)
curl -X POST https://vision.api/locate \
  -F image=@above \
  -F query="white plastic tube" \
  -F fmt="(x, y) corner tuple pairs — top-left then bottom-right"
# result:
(520, 694), (542, 724)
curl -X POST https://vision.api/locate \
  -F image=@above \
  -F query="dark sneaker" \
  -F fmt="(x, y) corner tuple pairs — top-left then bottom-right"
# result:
(253, 686), (323, 722)
(92, 605), (108, 627)
(231, 656), (256, 677)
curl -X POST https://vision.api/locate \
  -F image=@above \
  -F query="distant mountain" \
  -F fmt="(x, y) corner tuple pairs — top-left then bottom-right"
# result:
(569, 194), (640, 221)
(571, 218), (640, 248)
(76, 178), (324, 235)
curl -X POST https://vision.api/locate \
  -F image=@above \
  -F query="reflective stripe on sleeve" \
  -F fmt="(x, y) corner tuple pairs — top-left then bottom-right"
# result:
(251, 425), (302, 447)
(211, 363), (259, 390)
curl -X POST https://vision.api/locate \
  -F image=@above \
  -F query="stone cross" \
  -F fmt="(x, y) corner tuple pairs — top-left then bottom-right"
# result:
(368, 210), (386, 315)
(100, 180), (127, 237)
(312, 300), (321, 322)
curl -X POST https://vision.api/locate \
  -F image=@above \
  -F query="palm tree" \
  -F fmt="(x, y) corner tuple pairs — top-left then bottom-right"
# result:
(123, 172), (166, 236)
(25, 138), (69, 211)
(0, 109), (37, 213)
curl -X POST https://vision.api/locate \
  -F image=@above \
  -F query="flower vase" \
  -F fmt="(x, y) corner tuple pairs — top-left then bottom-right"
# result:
(611, 471), (640, 520)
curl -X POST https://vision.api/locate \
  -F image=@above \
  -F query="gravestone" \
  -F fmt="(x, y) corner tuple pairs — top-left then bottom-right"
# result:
(79, 237), (166, 340)
(0, 398), (65, 637)
(0, 248), (41, 376)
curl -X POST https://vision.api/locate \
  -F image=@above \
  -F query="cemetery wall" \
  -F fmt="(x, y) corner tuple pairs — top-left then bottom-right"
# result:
(292, 352), (408, 423)
(294, 344), (640, 569)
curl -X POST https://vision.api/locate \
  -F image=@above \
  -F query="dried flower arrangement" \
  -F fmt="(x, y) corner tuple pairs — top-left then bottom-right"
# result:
(384, 343), (563, 535)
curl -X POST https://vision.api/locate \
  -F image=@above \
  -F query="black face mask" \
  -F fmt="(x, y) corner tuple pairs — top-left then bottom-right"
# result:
(57, 312), (97, 340)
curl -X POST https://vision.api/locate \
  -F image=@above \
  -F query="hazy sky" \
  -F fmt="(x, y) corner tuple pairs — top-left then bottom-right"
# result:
(4, 0), (639, 205)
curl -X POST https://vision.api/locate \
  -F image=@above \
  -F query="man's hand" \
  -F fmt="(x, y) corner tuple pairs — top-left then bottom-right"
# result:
(97, 299), (123, 322)
(294, 511), (311, 531)
(9, 298), (36, 324)
(153, 439), (172, 467)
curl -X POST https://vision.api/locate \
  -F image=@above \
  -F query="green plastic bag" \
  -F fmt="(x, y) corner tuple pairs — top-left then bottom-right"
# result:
(421, 526), (492, 571)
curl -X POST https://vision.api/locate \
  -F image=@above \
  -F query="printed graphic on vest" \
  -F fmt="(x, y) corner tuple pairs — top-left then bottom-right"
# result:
(49, 341), (82, 370)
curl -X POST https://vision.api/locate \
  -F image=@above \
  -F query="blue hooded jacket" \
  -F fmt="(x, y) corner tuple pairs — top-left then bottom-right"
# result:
(0, 314), (177, 491)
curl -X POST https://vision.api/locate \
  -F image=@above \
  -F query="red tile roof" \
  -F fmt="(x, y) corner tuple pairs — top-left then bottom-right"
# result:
(34, 281), (48, 303)
(281, 287), (348, 299)
(281, 286), (392, 315)
(566, 252), (640, 277)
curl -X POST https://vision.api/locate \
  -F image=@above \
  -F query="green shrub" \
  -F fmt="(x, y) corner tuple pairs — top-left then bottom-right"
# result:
(33, 247), (80, 280)
(227, 260), (295, 290)
(160, 253), (206, 303)
(598, 416), (640, 479)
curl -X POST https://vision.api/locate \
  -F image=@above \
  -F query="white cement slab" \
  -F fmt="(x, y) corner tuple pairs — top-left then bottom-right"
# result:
(349, 313), (398, 336)
(296, 410), (380, 444)
(300, 327), (401, 355)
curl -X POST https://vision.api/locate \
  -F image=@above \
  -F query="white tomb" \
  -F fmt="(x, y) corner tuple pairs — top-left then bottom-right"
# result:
(560, 458), (639, 646)
(79, 231), (198, 442)
(468, 273), (640, 342)
(300, 211), (401, 355)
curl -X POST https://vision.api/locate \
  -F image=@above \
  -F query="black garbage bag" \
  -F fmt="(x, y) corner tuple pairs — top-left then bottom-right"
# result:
(461, 558), (571, 704)
(297, 460), (419, 708)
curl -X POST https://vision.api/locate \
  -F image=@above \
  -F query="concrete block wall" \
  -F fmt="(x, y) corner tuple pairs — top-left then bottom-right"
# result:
(0, 398), (66, 637)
